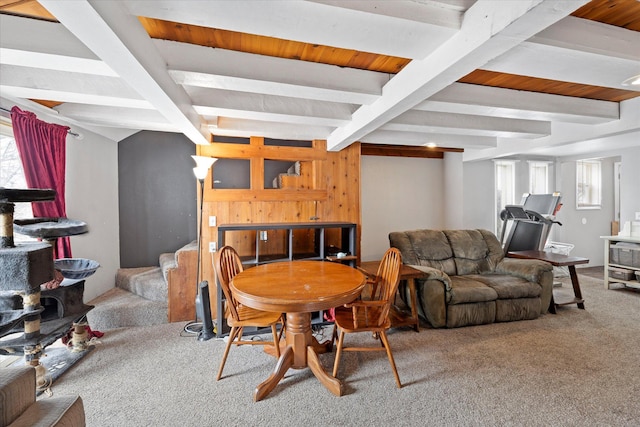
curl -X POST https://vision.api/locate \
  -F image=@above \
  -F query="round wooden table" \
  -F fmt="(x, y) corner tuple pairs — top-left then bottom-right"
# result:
(231, 260), (365, 401)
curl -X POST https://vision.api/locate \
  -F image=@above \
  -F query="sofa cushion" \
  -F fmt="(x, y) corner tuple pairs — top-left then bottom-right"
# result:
(444, 229), (504, 275)
(448, 276), (498, 305)
(389, 230), (456, 275)
(466, 274), (541, 299)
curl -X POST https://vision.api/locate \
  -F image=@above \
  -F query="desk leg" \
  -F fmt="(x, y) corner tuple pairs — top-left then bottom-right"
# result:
(569, 266), (585, 309)
(548, 293), (557, 314)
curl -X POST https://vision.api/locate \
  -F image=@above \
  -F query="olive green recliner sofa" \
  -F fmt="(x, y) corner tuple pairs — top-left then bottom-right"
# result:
(389, 229), (553, 328)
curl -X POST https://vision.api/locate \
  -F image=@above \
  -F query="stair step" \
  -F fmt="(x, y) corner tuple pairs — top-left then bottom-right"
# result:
(86, 288), (167, 331)
(115, 267), (167, 302)
(159, 252), (176, 282)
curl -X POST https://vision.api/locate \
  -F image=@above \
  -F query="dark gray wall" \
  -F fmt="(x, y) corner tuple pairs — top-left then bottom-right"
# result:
(119, 131), (196, 268)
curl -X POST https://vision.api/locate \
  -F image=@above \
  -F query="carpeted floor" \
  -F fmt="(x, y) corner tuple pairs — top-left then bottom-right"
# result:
(38, 273), (640, 427)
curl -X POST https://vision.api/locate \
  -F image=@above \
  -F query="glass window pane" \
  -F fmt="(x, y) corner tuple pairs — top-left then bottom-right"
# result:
(495, 160), (516, 234)
(529, 161), (549, 194)
(1, 131), (34, 241)
(576, 159), (601, 209)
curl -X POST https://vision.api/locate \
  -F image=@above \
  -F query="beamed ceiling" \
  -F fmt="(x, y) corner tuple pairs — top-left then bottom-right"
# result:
(0, 0), (638, 161)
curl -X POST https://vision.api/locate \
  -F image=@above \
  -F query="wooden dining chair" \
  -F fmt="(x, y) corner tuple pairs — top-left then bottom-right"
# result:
(332, 247), (403, 388)
(213, 246), (285, 381)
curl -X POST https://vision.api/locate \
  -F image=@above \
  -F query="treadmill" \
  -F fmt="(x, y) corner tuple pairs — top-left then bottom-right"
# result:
(500, 193), (563, 253)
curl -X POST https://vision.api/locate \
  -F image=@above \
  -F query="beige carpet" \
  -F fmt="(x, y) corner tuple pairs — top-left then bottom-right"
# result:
(39, 274), (640, 426)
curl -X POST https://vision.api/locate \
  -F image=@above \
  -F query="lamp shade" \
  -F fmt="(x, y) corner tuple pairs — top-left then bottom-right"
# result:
(193, 166), (210, 180)
(191, 155), (217, 180)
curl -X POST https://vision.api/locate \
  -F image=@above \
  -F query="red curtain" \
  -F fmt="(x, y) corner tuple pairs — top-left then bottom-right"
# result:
(10, 106), (72, 258)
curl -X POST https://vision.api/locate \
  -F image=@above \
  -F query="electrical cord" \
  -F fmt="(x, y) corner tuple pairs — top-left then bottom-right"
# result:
(181, 321), (203, 337)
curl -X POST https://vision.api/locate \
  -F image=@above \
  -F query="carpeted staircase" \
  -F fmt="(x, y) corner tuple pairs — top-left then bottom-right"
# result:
(86, 243), (195, 330)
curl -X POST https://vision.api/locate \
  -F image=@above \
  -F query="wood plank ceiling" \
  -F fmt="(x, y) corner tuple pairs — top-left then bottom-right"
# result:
(2, 0), (636, 103)
(0, 0), (638, 159)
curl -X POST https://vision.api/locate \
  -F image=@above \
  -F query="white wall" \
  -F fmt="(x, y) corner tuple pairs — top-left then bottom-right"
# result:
(620, 146), (640, 227)
(462, 160), (495, 231)
(361, 156), (444, 261)
(554, 157), (617, 266)
(443, 152), (463, 229)
(66, 132), (119, 301)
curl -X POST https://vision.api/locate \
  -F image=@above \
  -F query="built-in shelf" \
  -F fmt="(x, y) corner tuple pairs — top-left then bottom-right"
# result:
(215, 221), (357, 337)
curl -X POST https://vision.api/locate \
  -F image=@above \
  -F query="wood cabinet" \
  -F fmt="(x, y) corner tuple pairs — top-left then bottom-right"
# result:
(215, 222), (357, 337)
(195, 137), (361, 328)
(601, 235), (640, 289)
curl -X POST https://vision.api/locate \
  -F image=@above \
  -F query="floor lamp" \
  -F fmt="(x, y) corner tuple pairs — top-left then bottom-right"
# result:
(184, 155), (216, 340)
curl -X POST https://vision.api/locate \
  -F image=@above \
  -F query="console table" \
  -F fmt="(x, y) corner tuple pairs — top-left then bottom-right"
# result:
(215, 221), (357, 337)
(507, 250), (589, 313)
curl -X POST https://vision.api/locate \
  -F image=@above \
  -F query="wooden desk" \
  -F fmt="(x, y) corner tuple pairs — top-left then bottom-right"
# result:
(507, 250), (589, 313)
(231, 261), (365, 401)
(359, 261), (424, 332)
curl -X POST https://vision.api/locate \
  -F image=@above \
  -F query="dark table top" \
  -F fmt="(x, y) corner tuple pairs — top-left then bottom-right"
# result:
(507, 250), (589, 267)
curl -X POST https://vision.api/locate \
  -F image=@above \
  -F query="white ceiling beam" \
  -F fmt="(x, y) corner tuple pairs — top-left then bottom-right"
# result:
(55, 103), (177, 131)
(1, 94), (139, 142)
(39, 0), (210, 145)
(307, 0), (466, 29)
(0, 14), (115, 76)
(0, 14), (98, 60)
(0, 48), (116, 76)
(0, 85), (150, 110)
(463, 97), (640, 161)
(156, 39), (386, 105)
(482, 41), (640, 91)
(326, 0), (589, 151)
(531, 15), (640, 62)
(187, 87), (355, 127)
(360, 130), (497, 149)
(212, 117), (333, 141)
(124, 0), (458, 59)
(0, 65), (149, 108)
(420, 83), (619, 124)
(386, 110), (550, 139)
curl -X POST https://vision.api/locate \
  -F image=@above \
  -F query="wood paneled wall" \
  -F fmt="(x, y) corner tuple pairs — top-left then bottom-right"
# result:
(197, 137), (361, 316)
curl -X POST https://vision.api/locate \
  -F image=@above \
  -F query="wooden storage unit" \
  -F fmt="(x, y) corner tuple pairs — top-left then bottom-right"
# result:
(601, 235), (640, 289)
(215, 221), (357, 337)
(194, 135), (360, 337)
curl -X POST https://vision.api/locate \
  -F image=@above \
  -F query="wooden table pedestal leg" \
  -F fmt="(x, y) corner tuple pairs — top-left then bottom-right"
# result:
(254, 345), (294, 402)
(253, 312), (342, 401)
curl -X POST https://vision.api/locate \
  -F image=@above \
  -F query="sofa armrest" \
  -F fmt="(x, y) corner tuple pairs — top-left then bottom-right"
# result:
(406, 265), (451, 328)
(407, 265), (452, 291)
(1, 366), (35, 426)
(495, 258), (552, 284)
(496, 258), (554, 314)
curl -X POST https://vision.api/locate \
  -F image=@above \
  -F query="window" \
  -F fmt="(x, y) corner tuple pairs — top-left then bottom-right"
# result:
(528, 161), (549, 194)
(0, 123), (34, 240)
(576, 159), (601, 209)
(495, 160), (516, 235)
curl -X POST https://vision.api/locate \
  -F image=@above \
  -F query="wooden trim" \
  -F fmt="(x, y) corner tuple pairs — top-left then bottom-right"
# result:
(360, 143), (463, 158)
(203, 138), (327, 161)
(206, 189), (328, 202)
